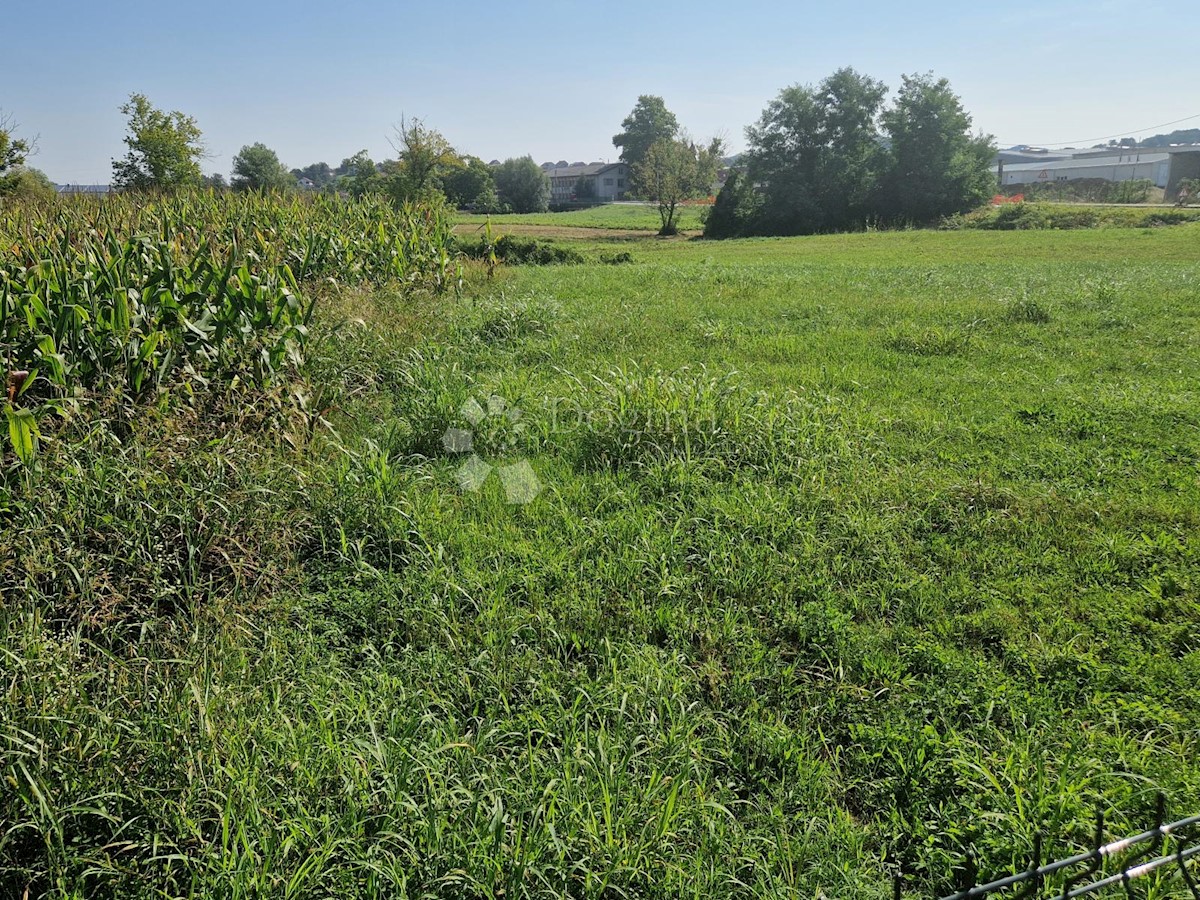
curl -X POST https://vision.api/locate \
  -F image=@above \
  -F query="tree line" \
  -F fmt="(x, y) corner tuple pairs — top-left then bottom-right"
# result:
(4, 69), (996, 236)
(705, 69), (996, 237)
(599, 70), (995, 237)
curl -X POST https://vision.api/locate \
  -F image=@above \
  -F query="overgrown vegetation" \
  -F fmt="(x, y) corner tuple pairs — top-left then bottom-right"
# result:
(3, 194), (1200, 899)
(1, 192), (459, 464)
(945, 201), (1200, 230)
(705, 69), (994, 237)
(1002, 177), (1159, 204)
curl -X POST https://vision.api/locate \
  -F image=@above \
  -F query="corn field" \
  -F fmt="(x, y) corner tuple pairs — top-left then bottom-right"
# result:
(0, 192), (459, 462)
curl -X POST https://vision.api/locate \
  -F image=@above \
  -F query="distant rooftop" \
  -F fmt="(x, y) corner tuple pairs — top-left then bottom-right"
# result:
(544, 162), (622, 179)
(55, 184), (112, 194)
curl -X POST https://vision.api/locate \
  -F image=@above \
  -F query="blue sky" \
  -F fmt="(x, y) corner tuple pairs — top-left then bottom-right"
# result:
(4, 0), (1198, 183)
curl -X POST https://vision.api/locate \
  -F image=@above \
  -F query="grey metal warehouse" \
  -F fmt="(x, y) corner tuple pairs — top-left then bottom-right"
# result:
(993, 147), (1200, 200)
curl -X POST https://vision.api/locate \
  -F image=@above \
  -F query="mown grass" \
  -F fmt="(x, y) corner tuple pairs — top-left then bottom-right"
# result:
(455, 203), (709, 233)
(3, 217), (1200, 898)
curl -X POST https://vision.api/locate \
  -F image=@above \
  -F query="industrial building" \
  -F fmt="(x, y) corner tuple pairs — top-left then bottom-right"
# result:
(993, 146), (1200, 200)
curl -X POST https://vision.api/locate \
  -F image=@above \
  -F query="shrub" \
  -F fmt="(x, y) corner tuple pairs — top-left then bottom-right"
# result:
(460, 234), (584, 265)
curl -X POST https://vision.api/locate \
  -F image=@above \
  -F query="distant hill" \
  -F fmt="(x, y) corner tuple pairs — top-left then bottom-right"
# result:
(1094, 128), (1200, 149)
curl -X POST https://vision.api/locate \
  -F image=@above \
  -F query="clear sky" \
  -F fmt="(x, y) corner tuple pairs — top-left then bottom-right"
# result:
(4, 0), (1199, 184)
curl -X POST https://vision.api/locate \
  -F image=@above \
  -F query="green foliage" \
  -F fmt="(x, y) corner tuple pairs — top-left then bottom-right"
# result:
(0, 192), (459, 463)
(386, 117), (458, 205)
(1002, 177), (1158, 204)
(634, 136), (724, 235)
(946, 202), (1200, 230)
(493, 156), (550, 213)
(442, 155), (498, 210)
(0, 167), (56, 203)
(111, 93), (205, 191)
(460, 234), (583, 265)
(230, 141), (295, 192)
(1177, 177), (1200, 205)
(5, 215), (1200, 899)
(613, 95), (680, 195)
(573, 174), (596, 200)
(704, 171), (759, 238)
(879, 72), (996, 222)
(711, 69), (994, 237)
(291, 161), (335, 189)
(0, 112), (37, 200)
(338, 150), (381, 198)
(742, 67), (889, 235)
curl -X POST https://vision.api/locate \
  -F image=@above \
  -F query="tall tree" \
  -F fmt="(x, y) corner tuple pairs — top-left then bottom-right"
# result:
(230, 142), (294, 192)
(743, 67), (887, 235)
(0, 111), (35, 198)
(613, 96), (679, 195)
(337, 151), (381, 198)
(493, 157), (550, 213)
(111, 93), (204, 191)
(387, 117), (457, 204)
(634, 135), (724, 235)
(880, 73), (995, 223)
(442, 156), (498, 209)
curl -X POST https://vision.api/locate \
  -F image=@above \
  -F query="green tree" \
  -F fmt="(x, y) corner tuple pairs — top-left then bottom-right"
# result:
(291, 162), (334, 189)
(879, 73), (995, 223)
(573, 175), (596, 200)
(338, 151), (381, 199)
(0, 112), (36, 199)
(634, 135), (724, 235)
(231, 142), (294, 192)
(613, 96), (679, 195)
(442, 156), (498, 209)
(202, 172), (228, 191)
(493, 156), (550, 213)
(387, 117), (457, 204)
(111, 93), (205, 191)
(2, 166), (56, 202)
(744, 67), (888, 235)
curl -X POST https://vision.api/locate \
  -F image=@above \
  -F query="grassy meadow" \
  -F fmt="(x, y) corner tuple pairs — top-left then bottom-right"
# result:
(455, 203), (710, 234)
(3, 202), (1200, 899)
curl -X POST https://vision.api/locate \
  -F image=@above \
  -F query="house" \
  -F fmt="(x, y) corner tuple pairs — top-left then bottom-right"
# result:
(544, 162), (631, 203)
(992, 146), (1200, 199)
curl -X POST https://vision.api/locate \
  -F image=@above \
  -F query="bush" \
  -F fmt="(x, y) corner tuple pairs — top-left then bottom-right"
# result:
(460, 234), (584, 265)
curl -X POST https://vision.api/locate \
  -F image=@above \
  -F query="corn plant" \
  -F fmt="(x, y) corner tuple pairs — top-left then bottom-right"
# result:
(0, 191), (457, 463)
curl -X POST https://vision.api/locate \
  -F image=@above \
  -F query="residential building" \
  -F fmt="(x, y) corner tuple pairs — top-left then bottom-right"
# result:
(544, 162), (631, 203)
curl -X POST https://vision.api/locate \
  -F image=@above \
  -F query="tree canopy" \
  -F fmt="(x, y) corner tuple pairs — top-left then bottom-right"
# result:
(387, 118), (458, 204)
(112, 93), (205, 191)
(493, 157), (550, 213)
(634, 136), (723, 235)
(231, 142), (294, 192)
(707, 68), (994, 237)
(613, 96), (680, 195)
(0, 112), (36, 199)
(441, 156), (498, 210)
(742, 67), (888, 235)
(878, 73), (995, 222)
(291, 161), (335, 189)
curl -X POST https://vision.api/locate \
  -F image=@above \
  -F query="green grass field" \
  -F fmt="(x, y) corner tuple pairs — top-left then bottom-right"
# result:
(455, 202), (710, 233)
(4, 219), (1200, 898)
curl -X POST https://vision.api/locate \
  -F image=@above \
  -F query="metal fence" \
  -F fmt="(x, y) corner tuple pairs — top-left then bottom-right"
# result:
(894, 795), (1200, 899)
